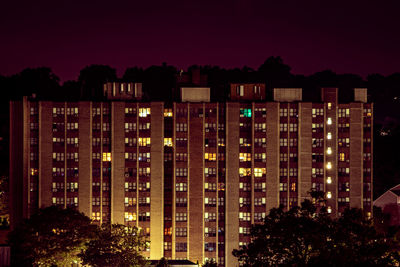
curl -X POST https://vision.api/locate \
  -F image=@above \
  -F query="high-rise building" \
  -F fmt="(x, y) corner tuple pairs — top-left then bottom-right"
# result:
(10, 84), (373, 266)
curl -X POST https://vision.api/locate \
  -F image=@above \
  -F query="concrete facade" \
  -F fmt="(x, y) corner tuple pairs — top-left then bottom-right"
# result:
(10, 87), (373, 266)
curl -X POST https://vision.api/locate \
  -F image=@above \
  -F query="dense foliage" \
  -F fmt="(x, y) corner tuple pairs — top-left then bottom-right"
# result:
(8, 207), (148, 267)
(233, 197), (400, 266)
(8, 206), (97, 266)
(79, 223), (148, 267)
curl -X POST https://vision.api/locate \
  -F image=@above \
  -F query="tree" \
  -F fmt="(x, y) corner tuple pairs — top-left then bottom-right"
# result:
(78, 64), (117, 100)
(79, 223), (148, 267)
(203, 258), (217, 267)
(233, 197), (332, 266)
(4, 67), (60, 100)
(0, 175), (9, 229)
(8, 206), (97, 266)
(257, 56), (293, 88)
(324, 208), (400, 266)
(233, 196), (400, 266)
(156, 257), (169, 267)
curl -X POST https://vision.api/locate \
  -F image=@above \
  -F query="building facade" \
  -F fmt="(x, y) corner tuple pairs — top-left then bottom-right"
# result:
(10, 86), (373, 266)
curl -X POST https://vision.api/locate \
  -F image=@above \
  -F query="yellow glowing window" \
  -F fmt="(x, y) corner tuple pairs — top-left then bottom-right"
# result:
(326, 162), (332, 169)
(239, 168), (251, 177)
(164, 138), (173, 147)
(164, 227), (172, 235)
(124, 197), (136, 206)
(327, 177), (332, 184)
(254, 168), (266, 177)
(31, 168), (38, 176)
(327, 207), (332, 213)
(139, 108), (151, 117)
(327, 118), (332, 125)
(239, 153), (251, 162)
(326, 147), (332, 155)
(367, 112), (372, 117)
(124, 212), (136, 221)
(291, 183), (296, 192)
(327, 132), (332, 140)
(92, 212), (100, 221)
(102, 152), (111, 161)
(138, 137), (151, 146)
(205, 153), (216, 161)
(339, 153), (345, 161)
(328, 103), (332, 110)
(326, 192), (332, 199)
(164, 108), (173, 117)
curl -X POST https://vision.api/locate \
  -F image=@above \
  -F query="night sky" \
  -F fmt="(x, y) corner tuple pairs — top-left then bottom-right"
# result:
(1, 0), (400, 81)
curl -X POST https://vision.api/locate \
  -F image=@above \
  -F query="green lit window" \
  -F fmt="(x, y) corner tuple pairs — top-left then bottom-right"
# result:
(240, 108), (252, 118)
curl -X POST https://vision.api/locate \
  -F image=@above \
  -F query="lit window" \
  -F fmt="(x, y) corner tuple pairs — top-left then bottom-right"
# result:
(239, 85), (244, 96)
(326, 162), (332, 169)
(339, 153), (345, 162)
(239, 153), (251, 162)
(124, 212), (136, 222)
(139, 108), (151, 117)
(92, 212), (101, 221)
(291, 183), (296, 192)
(327, 192), (332, 199)
(327, 118), (332, 125)
(138, 137), (151, 146)
(240, 108), (252, 118)
(327, 102), (332, 110)
(326, 147), (332, 155)
(239, 168), (251, 177)
(254, 168), (266, 177)
(164, 108), (173, 117)
(327, 177), (332, 184)
(102, 152), (111, 161)
(327, 132), (332, 139)
(205, 153), (216, 161)
(164, 138), (173, 147)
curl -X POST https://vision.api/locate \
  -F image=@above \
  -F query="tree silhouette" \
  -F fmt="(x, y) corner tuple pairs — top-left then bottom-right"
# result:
(232, 198), (400, 266)
(8, 206), (97, 266)
(78, 64), (117, 100)
(79, 223), (148, 267)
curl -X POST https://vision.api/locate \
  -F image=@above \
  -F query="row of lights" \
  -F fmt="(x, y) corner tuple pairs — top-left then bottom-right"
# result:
(326, 112), (333, 213)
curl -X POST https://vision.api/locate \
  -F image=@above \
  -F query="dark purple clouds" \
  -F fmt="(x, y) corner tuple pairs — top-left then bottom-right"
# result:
(1, 0), (400, 81)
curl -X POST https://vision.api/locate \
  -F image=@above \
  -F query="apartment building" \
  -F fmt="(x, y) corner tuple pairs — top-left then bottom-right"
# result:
(10, 83), (373, 266)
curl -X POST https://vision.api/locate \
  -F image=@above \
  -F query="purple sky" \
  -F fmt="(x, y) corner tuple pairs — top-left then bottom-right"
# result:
(1, 0), (400, 81)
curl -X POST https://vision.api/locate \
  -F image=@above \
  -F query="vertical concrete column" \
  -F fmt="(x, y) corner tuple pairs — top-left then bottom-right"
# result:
(78, 102), (92, 217)
(9, 100), (25, 228)
(251, 103), (255, 224)
(225, 102), (239, 267)
(370, 103), (374, 214)
(298, 103), (312, 202)
(64, 103), (67, 209)
(111, 102), (125, 224)
(266, 102), (279, 211)
(150, 102), (164, 259)
(39, 101), (53, 208)
(23, 99), (30, 218)
(350, 103), (363, 208)
(172, 103), (177, 258)
(188, 103), (204, 264)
